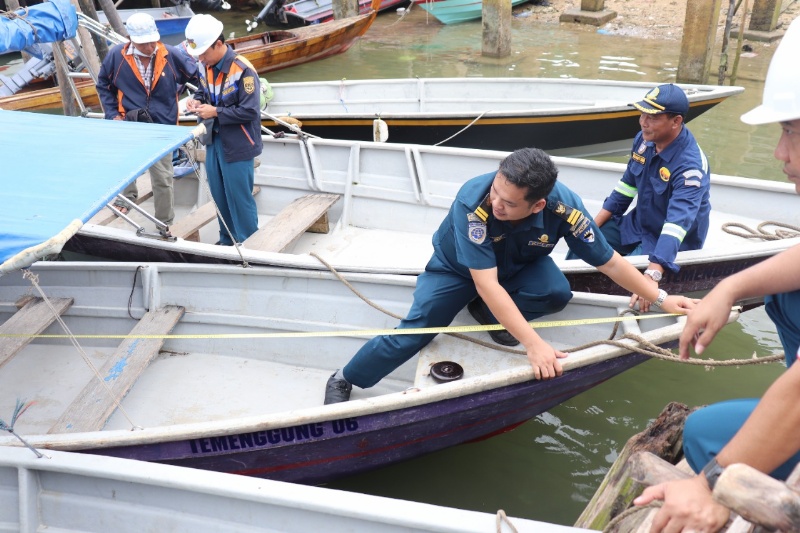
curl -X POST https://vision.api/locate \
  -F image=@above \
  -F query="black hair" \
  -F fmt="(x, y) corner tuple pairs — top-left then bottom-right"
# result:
(497, 148), (558, 204)
(218, 33), (226, 44)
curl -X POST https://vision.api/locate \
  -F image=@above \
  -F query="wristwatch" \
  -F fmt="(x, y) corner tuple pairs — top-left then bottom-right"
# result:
(654, 289), (668, 308)
(643, 269), (663, 282)
(702, 457), (725, 490)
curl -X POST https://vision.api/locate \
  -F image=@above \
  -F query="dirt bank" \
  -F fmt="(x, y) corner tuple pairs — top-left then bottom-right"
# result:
(517, 0), (800, 41)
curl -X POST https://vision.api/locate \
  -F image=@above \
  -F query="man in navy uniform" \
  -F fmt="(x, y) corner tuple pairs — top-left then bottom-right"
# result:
(324, 147), (696, 404)
(589, 83), (711, 308)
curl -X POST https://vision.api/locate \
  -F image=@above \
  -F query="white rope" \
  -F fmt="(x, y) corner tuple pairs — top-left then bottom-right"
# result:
(22, 270), (142, 431)
(434, 110), (492, 146)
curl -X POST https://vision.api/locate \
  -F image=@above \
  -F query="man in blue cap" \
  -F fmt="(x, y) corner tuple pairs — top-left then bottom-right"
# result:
(573, 83), (711, 312)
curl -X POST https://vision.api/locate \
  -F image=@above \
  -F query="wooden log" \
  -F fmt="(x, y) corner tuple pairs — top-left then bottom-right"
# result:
(0, 297), (73, 369)
(575, 402), (694, 529)
(48, 306), (184, 434)
(714, 463), (800, 530)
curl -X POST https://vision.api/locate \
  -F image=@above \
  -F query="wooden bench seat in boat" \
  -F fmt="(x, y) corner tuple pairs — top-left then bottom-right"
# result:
(48, 305), (185, 434)
(0, 297), (73, 369)
(171, 186), (262, 242)
(243, 193), (341, 253)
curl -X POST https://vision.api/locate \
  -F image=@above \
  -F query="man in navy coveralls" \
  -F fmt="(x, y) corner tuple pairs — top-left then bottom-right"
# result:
(324, 148), (696, 404)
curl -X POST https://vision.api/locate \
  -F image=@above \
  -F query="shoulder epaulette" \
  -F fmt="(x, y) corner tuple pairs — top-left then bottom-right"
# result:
(547, 199), (592, 238)
(472, 194), (491, 223)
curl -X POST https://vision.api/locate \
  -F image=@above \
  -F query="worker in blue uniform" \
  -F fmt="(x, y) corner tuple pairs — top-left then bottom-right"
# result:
(570, 83), (711, 311)
(634, 18), (800, 532)
(184, 14), (262, 245)
(324, 147), (697, 404)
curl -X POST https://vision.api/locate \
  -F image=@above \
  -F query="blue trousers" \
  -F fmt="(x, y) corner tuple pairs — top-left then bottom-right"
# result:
(566, 218), (642, 260)
(206, 136), (259, 245)
(683, 289), (800, 480)
(342, 255), (573, 388)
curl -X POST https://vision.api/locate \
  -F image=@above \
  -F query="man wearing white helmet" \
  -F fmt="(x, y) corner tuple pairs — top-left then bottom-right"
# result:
(634, 17), (800, 532)
(96, 12), (198, 227)
(183, 14), (262, 245)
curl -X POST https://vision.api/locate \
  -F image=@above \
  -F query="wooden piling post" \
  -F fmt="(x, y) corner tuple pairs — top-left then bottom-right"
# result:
(332, 0), (358, 20)
(481, 0), (511, 58)
(574, 402), (694, 530)
(676, 0), (722, 84)
(748, 0), (781, 32)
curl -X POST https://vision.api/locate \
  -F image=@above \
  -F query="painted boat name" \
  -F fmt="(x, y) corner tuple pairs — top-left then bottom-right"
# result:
(188, 418), (360, 454)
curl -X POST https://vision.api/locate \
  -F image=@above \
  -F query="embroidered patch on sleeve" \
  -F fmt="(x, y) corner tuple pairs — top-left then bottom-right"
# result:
(243, 76), (255, 94)
(467, 212), (487, 244)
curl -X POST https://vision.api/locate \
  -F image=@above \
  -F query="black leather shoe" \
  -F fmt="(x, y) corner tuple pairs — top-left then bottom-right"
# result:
(324, 372), (352, 404)
(467, 298), (520, 347)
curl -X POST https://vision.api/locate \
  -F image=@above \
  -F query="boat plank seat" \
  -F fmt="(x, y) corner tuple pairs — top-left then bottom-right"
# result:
(171, 186), (261, 242)
(48, 305), (185, 434)
(243, 193), (341, 253)
(87, 175), (154, 226)
(0, 296), (73, 369)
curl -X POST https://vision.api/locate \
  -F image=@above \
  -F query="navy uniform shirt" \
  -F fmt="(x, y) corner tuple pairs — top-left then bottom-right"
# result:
(602, 127), (711, 272)
(432, 172), (614, 281)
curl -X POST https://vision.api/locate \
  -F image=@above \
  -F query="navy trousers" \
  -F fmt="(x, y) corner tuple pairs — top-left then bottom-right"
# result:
(342, 255), (573, 389)
(206, 136), (259, 245)
(682, 289), (800, 480)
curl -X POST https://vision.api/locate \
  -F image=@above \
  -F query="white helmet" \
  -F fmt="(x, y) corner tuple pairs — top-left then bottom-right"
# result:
(184, 14), (224, 57)
(125, 12), (160, 44)
(741, 17), (800, 125)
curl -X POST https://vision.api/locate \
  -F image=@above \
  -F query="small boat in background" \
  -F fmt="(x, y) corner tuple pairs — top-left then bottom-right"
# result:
(419, 0), (529, 24)
(255, 0), (407, 28)
(260, 77), (743, 156)
(96, 1), (196, 37)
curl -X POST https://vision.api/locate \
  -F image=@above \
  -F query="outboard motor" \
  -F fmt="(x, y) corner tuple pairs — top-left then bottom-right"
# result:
(250, 0), (288, 29)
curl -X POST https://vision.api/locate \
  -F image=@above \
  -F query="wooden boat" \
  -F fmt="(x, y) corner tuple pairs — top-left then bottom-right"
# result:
(259, 78), (744, 156)
(259, 0), (407, 28)
(0, 10), (377, 112)
(65, 135), (800, 299)
(96, 2), (196, 37)
(0, 260), (713, 484)
(0, 110), (736, 485)
(419, 0), (530, 24)
(1, 446), (582, 532)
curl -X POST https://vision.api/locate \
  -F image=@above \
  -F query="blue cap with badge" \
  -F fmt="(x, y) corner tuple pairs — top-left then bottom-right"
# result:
(632, 83), (689, 117)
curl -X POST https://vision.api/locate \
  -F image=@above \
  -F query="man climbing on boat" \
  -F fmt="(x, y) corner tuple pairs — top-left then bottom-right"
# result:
(633, 17), (800, 533)
(324, 147), (697, 404)
(96, 13), (199, 226)
(569, 82), (711, 312)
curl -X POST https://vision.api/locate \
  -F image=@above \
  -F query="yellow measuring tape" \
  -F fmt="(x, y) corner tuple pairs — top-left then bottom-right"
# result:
(1, 313), (677, 340)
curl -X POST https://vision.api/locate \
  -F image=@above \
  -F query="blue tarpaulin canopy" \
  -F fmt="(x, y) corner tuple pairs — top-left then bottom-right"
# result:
(0, 111), (197, 273)
(0, 0), (77, 57)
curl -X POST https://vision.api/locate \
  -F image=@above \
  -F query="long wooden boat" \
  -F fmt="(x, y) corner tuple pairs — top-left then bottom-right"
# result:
(65, 135), (800, 299)
(0, 260), (714, 484)
(0, 10), (377, 113)
(259, 78), (743, 156)
(419, 0), (529, 24)
(1, 446), (582, 532)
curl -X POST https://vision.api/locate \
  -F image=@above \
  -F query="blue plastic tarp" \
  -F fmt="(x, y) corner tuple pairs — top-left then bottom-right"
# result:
(0, 0), (77, 57)
(0, 111), (196, 272)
